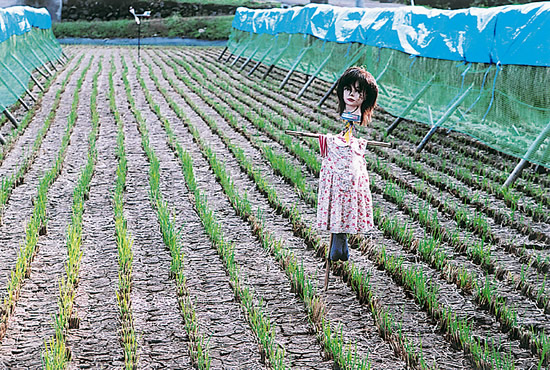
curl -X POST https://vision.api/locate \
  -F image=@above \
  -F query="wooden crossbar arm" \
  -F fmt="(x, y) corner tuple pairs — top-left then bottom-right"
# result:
(285, 130), (392, 148)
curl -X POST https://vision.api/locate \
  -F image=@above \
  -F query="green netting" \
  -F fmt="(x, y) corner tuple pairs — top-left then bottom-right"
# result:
(228, 30), (550, 168)
(0, 28), (62, 112)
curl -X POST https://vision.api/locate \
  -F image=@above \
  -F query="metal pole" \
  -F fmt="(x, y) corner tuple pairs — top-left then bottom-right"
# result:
(19, 98), (30, 111)
(248, 44), (275, 76)
(0, 75), (29, 111)
(11, 55), (45, 92)
(0, 61), (38, 102)
(261, 65), (276, 81)
(317, 79), (338, 107)
(279, 47), (311, 90)
(230, 41), (254, 67)
(416, 84), (473, 153)
(226, 38), (252, 64)
(297, 53), (332, 98)
(387, 75), (435, 135)
(3, 108), (20, 128)
(259, 41), (291, 80)
(218, 46), (228, 60)
(238, 45), (261, 72)
(504, 121), (550, 187)
(138, 22), (141, 62)
(30, 48), (53, 77)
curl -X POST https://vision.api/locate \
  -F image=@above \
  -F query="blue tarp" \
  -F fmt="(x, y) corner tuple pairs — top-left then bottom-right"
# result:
(232, 2), (550, 67)
(0, 6), (53, 44)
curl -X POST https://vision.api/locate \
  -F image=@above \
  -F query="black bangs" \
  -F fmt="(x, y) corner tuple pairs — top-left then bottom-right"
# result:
(338, 69), (370, 95)
(336, 67), (379, 126)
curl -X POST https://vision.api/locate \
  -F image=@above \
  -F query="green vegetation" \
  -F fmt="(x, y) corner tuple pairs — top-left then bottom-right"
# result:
(42, 58), (102, 368)
(0, 55), (90, 344)
(53, 15), (234, 40)
(109, 57), (139, 368)
(120, 56), (211, 368)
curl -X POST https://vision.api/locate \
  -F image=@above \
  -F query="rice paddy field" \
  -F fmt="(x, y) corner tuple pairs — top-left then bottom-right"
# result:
(0, 45), (549, 369)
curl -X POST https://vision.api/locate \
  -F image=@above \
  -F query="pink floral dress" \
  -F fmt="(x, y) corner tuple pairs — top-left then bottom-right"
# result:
(316, 134), (374, 234)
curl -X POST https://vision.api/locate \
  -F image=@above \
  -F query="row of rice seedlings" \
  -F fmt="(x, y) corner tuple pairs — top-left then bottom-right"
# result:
(0, 56), (81, 221)
(394, 139), (548, 223)
(118, 58), (210, 369)
(169, 50), (323, 176)
(379, 112), (549, 204)
(0, 56), (73, 165)
(148, 52), (435, 369)
(224, 52), (546, 199)
(197, 51), (550, 309)
(378, 165), (550, 312)
(124, 54), (284, 367)
(373, 191), (550, 363)
(378, 144), (548, 237)
(42, 57), (103, 368)
(153, 52), (319, 208)
(0, 55), (93, 341)
(198, 51), (548, 238)
(374, 148), (549, 273)
(172, 51), (528, 368)
(108, 57), (139, 368)
(199, 55), (550, 289)
(142, 56), (382, 370)
(145, 55), (377, 369)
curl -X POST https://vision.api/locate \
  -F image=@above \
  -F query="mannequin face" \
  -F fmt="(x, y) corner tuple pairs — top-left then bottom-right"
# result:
(343, 82), (365, 113)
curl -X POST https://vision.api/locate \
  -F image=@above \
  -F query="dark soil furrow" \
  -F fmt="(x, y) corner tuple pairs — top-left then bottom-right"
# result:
(112, 51), (192, 368)
(150, 47), (478, 368)
(136, 50), (330, 369)
(66, 49), (123, 369)
(0, 52), (95, 368)
(0, 54), (89, 309)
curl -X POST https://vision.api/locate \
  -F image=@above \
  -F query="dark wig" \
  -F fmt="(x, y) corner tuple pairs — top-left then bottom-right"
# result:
(336, 66), (378, 126)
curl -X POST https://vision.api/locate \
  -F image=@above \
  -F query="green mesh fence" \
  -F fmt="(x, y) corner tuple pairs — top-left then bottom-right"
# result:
(228, 30), (550, 168)
(0, 28), (62, 112)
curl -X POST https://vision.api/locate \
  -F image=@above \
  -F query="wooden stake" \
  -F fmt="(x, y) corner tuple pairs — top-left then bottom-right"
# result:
(324, 234), (333, 291)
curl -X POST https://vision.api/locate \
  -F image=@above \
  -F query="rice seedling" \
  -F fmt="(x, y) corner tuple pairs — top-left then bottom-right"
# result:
(126, 54), (290, 368)
(42, 57), (103, 368)
(109, 57), (139, 369)
(0, 55), (90, 342)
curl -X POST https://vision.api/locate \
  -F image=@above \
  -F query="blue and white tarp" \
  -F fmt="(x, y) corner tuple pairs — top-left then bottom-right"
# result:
(232, 2), (550, 67)
(0, 6), (53, 44)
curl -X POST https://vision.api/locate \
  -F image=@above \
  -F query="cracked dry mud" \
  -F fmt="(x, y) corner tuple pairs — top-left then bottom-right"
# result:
(0, 46), (548, 369)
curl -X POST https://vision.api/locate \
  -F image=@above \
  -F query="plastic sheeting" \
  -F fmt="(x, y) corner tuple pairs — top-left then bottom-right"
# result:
(232, 2), (550, 67)
(0, 6), (53, 44)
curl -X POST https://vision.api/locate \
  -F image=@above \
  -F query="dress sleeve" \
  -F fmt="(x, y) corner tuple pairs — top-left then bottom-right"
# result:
(319, 134), (328, 157)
